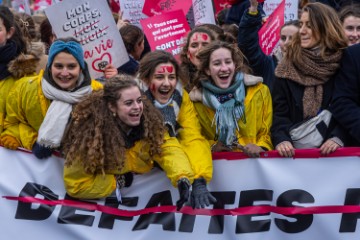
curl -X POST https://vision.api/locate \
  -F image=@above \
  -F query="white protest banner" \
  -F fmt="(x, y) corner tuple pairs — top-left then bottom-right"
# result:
(119, 0), (148, 28)
(263, 0), (298, 21)
(192, 0), (216, 26)
(2, 146), (360, 239)
(45, 0), (129, 79)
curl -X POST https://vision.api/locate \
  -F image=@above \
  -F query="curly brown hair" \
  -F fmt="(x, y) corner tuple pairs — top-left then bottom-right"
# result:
(62, 75), (166, 175)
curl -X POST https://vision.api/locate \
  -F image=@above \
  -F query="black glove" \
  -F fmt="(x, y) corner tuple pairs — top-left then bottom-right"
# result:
(32, 142), (53, 159)
(176, 178), (190, 211)
(191, 178), (217, 209)
(115, 172), (134, 189)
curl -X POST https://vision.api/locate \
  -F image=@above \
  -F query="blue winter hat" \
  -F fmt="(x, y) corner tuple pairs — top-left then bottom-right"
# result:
(47, 40), (85, 69)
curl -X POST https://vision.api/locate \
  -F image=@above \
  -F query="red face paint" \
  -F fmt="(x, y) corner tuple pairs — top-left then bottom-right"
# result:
(166, 66), (173, 73)
(150, 83), (156, 92)
(192, 33), (199, 41)
(155, 65), (174, 74)
(202, 34), (208, 41)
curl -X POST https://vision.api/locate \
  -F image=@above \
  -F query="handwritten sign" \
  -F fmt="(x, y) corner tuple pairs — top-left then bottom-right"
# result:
(142, 0), (192, 17)
(140, 9), (190, 58)
(264, 0), (298, 21)
(119, 0), (148, 27)
(45, 0), (129, 79)
(258, 0), (285, 55)
(192, 0), (216, 25)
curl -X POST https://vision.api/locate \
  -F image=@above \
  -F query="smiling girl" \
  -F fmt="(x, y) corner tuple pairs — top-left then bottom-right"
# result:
(138, 50), (216, 209)
(0, 38), (103, 158)
(190, 41), (273, 157)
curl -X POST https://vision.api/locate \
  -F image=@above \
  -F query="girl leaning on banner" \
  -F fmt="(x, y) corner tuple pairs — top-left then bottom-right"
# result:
(189, 40), (273, 157)
(271, 2), (349, 157)
(137, 50), (216, 209)
(61, 75), (194, 210)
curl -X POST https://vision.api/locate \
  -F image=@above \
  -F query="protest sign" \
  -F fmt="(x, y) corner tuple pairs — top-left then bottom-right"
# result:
(263, 0), (299, 21)
(119, 0), (148, 27)
(45, 0), (129, 79)
(142, 0), (192, 17)
(192, 0), (216, 25)
(140, 9), (190, 58)
(258, 0), (285, 55)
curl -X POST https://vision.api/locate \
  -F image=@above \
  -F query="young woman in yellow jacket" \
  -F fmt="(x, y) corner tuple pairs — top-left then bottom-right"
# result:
(0, 6), (26, 134)
(137, 50), (216, 209)
(62, 75), (194, 210)
(0, 38), (103, 158)
(189, 41), (273, 157)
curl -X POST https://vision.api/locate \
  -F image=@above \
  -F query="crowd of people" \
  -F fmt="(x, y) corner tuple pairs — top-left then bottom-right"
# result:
(0, 0), (360, 209)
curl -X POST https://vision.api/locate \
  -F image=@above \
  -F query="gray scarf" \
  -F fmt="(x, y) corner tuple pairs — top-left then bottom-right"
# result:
(201, 72), (246, 146)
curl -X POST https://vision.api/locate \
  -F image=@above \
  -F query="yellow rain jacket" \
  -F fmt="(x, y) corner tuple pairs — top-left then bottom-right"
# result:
(0, 76), (16, 133)
(1, 70), (103, 150)
(176, 90), (212, 182)
(0, 42), (47, 134)
(191, 75), (273, 151)
(63, 132), (195, 199)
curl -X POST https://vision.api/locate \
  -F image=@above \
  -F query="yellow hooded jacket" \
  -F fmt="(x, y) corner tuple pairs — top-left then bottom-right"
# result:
(190, 75), (273, 150)
(63, 131), (195, 199)
(0, 70), (103, 150)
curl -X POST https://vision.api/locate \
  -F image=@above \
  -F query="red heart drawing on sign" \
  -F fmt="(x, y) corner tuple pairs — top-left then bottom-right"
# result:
(92, 52), (112, 72)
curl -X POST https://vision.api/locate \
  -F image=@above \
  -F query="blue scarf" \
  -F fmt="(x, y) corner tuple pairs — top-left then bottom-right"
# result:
(201, 72), (246, 146)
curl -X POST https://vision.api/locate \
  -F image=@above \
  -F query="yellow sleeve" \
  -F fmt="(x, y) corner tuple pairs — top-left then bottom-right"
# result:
(0, 77), (16, 134)
(177, 91), (213, 182)
(1, 75), (47, 150)
(63, 160), (116, 199)
(153, 132), (195, 187)
(254, 85), (273, 150)
(91, 79), (104, 91)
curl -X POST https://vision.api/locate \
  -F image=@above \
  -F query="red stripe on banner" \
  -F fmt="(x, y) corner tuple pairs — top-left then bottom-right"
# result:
(212, 147), (360, 160)
(2, 146), (360, 161)
(4, 196), (360, 217)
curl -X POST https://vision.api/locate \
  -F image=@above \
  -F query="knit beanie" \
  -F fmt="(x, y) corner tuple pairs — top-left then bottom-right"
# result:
(47, 40), (85, 69)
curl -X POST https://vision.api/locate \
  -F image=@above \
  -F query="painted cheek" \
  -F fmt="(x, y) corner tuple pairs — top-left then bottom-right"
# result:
(150, 83), (156, 93)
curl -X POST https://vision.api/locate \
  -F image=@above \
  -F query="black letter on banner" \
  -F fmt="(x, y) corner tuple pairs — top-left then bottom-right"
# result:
(57, 194), (95, 226)
(178, 191), (236, 233)
(340, 188), (360, 232)
(98, 196), (139, 229)
(133, 191), (175, 231)
(236, 189), (273, 233)
(15, 182), (58, 220)
(275, 189), (314, 233)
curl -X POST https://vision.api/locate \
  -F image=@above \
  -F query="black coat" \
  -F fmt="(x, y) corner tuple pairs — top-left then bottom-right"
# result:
(331, 44), (360, 146)
(271, 76), (347, 147)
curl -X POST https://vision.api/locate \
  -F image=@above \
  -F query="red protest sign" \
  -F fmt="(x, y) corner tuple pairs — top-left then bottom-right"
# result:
(142, 0), (192, 17)
(258, 0), (285, 55)
(140, 9), (191, 58)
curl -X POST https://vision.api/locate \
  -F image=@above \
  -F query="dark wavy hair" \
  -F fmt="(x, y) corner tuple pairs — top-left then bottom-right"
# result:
(62, 75), (166, 174)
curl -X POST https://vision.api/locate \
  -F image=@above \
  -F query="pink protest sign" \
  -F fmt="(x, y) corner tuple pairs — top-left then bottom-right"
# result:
(140, 9), (191, 58)
(142, 0), (192, 17)
(258, 0), (285, 55)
